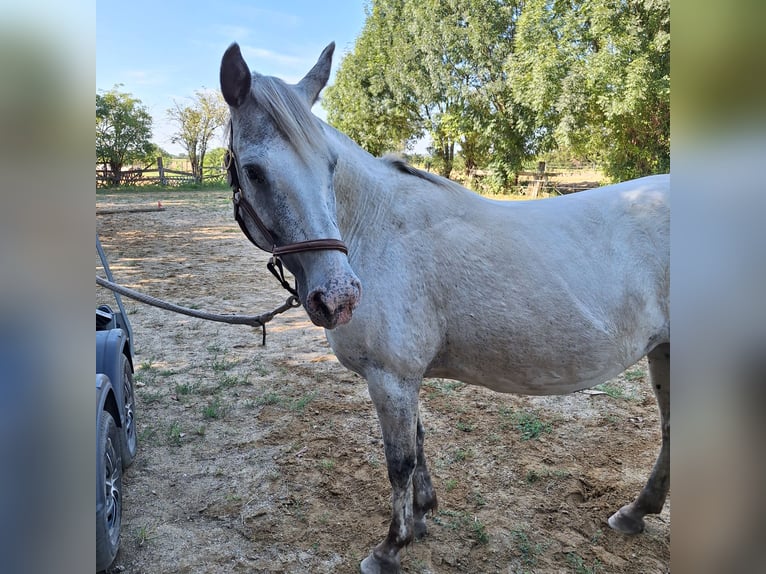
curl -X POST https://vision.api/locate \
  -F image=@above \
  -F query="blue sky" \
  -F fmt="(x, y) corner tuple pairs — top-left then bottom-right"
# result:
(97, 1), (368, 154)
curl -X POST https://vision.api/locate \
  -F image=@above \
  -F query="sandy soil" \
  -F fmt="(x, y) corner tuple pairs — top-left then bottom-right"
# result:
(97, 189), (669, 574)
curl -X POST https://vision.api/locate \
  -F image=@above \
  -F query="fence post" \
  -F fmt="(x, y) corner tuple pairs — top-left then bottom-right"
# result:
(157, 156), (167, 186)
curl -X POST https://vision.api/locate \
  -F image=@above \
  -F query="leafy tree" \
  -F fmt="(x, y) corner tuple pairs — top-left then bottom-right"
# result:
(167, 89), (228, 183)
(326, 0), (534, 181)
(510, 0), (670, 181)
(96, 86), (154, 186)
(324, 0), (420, 156)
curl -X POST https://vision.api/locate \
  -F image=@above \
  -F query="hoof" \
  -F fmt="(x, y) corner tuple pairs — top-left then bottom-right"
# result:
(360, 553), (401, 574)
(608, 505), (646, 535)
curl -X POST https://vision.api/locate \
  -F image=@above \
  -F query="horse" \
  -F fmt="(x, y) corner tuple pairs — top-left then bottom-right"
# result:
(220, 41), (669, 574)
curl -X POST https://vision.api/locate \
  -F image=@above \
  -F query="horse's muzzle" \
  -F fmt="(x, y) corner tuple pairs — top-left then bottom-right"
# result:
(305, 276), (361, 329)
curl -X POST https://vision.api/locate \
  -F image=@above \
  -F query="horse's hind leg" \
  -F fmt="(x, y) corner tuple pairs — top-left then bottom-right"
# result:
(609, 342), (670, 534)
(413, 415), (438, 539)
(360, 371), (420, 574)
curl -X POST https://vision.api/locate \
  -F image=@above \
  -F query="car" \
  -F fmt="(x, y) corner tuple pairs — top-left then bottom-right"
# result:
(96, 237), (137, 572)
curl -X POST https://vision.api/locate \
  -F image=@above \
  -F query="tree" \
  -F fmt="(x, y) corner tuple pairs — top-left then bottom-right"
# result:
(96, 86), (154, 186)
(325, 0), (534, 181)
(324, 0), (421, 157)
(510, 0), (670, 181)
(167, 89), (228, 184)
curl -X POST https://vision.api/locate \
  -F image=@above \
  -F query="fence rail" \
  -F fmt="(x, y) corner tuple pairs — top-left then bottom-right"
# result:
(97, 156), (226, 187)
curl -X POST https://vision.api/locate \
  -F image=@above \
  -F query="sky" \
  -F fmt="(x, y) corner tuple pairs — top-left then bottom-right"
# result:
(97, 1), (369, 155)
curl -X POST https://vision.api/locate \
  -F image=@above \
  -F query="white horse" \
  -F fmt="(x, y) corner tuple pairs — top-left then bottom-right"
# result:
(220, 42), (669, 574)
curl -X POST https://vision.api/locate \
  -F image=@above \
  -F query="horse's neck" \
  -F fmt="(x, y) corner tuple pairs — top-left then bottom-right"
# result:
(325, 127), (396, 246)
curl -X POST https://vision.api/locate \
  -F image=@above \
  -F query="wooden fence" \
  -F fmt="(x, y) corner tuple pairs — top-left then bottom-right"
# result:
(97, 157), (226, 187)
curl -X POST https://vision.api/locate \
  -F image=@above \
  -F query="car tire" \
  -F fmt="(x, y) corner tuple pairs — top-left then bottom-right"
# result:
(119, 354), (137, 469)
(96, 410), (123, 572)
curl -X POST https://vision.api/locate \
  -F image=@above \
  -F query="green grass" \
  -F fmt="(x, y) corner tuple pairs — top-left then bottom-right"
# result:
(456, 421), (474, 432)
(256, 391), (283, 406)
(140, 390), (163, 405)
(217, 373), (250, 390)
(593, 382), (633, 400)
(433, 509), (489, 544)
(623, 368), (645, 381)
(445, 478), (458, 492)
(511, 528), (547, 567)
(202, 398), (226, 419)
(211, 355), (238, 372)
(166, 421), (183, 446)
(565, 552), (601, 574)
(290, 391), (317, 412)
(175, 382), (200, 396)
(506, 410), (552, 440)
(134, 523), (157, 546)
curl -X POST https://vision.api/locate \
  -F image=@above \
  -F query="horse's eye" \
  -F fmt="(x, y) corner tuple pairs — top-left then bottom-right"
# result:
(245, 165), (265, 185)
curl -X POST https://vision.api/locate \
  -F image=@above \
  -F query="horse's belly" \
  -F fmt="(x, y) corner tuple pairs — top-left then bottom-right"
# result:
(424, 325), (656, 396)
(427, 361), (629, 395)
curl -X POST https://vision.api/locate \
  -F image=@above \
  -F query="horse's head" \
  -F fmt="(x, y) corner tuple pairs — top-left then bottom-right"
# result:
(220, 42), (361, 329)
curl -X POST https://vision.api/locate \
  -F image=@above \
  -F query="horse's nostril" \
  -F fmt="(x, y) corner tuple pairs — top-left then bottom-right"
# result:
(309, 289), (332, 315)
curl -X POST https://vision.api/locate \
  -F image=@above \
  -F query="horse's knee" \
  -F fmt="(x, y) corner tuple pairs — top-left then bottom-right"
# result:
(385, 450), (416, 487)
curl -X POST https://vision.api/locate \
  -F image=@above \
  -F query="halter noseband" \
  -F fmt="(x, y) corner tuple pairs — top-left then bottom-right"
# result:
(224, 143), (348, 298)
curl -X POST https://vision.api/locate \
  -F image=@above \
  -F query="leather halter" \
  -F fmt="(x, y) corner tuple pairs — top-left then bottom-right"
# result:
(224, 140), (348, 297)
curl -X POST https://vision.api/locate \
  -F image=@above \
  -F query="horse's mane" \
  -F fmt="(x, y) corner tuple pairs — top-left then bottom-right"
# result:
(248, 74), (325, 160)
(381, 154), (466, 194)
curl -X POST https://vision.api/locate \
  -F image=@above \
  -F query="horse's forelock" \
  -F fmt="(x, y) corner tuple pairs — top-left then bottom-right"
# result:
(249, 75), (325, 161)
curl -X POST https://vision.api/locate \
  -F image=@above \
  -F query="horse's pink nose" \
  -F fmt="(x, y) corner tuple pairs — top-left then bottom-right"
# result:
(306, 278), (361, 329)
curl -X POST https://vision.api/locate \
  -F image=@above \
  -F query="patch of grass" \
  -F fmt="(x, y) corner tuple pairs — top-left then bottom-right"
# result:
(434, 509), (489, 544)
(451, 448), (473, 463)
(138, 425), (159, 446)
(218, 373), (249, 390)
(202, 398), (226, 420)
(511, 410), (552, 440)
(157, 368), (179, 378)
(445, 478), (458, 492)
(256, 391), (283, 406)
(134, 523), (157, 546)
(290, 391), (317, 412)
(511, 528), (546, 567)
(175, 381), (200, 396)
(423, 379), (465, 399)
(140, 390), (163, 405)
(211, 355), (237, 372)
(593, 382), (632, 400)
(456, 421), (474, 432)
(319, 458), (335, 471)
(623, 368), (645, 381)
(565, 552), (601, 574)
(166, 421), (183, 446)
(470, 489), (486, 507)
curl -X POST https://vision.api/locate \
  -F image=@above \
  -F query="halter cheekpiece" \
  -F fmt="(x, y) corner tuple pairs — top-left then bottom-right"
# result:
(224, 141), (348, 298)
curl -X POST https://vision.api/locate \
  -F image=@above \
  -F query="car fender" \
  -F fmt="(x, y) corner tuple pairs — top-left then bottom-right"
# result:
(96, 329), (130, 430)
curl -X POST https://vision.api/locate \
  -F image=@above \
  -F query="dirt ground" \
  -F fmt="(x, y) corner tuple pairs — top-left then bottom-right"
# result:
(97, 189), (669, 574)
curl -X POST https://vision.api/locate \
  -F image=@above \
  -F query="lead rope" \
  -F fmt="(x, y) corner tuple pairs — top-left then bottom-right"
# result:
(96, 275), (300, 345)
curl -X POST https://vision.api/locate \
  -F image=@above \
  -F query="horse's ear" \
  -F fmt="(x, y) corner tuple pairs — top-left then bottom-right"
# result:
(297, 42), (335, 105)
(220, 43), (252, 108)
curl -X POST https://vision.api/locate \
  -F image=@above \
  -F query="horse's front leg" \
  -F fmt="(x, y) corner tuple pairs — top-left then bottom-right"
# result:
(360, 371), (420, 574)
(413, 415), (438, 539)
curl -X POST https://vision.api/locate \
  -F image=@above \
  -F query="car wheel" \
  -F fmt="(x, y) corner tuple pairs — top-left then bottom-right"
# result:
(96, 410), (122, 572)
(119, 354), (137, 468)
